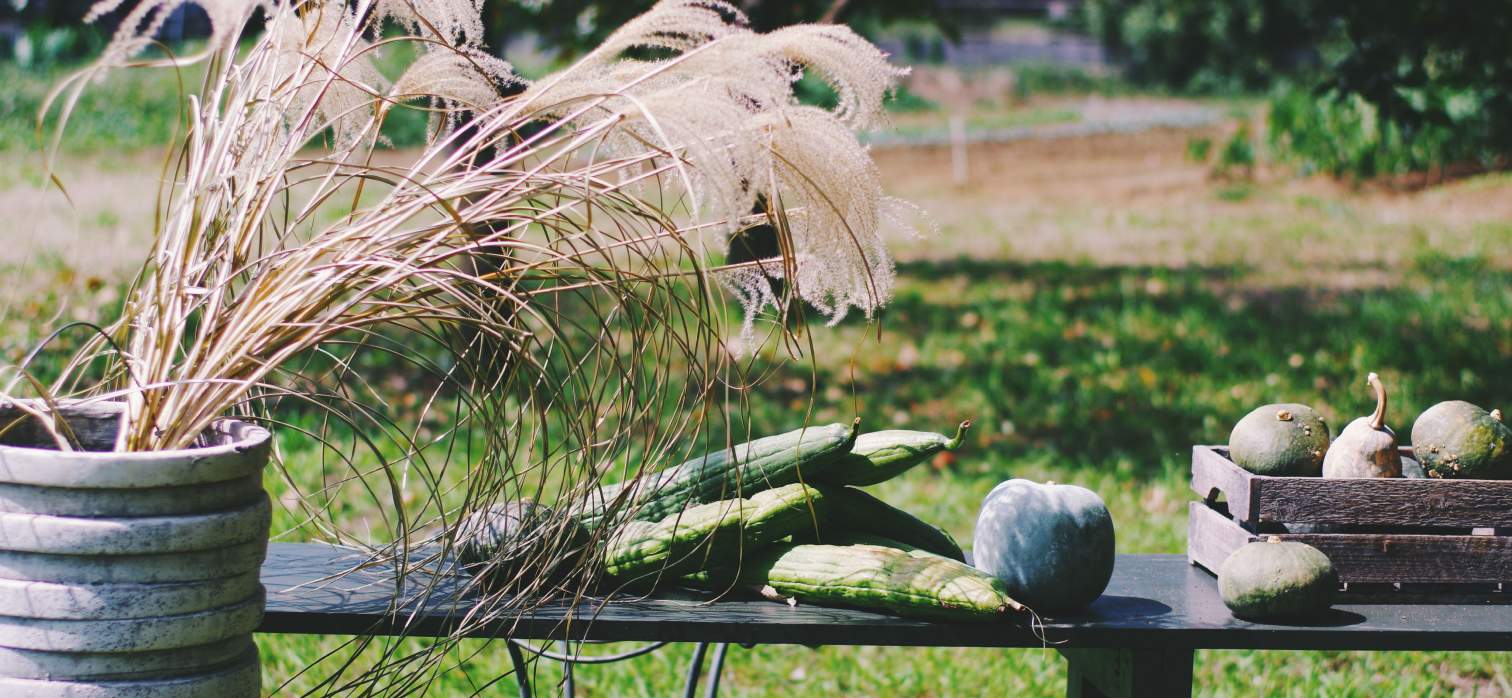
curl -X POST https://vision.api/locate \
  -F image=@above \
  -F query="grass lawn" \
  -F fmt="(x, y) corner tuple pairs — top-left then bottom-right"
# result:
(4, 80), (1512, 693)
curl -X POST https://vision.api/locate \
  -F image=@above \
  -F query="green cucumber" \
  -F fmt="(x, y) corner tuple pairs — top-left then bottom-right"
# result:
(818, 421), (971, 486)
(738, 542), (1023, 622)
(576, 420), (858, 529)
(601, 483), (825, 584)
(688, 524), (952, 592)
(816, 486), (964, 561)
(793, 529), (927, 555)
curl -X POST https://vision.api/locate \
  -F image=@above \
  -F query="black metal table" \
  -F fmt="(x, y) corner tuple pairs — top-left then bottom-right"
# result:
(258, 544), (1512, 697)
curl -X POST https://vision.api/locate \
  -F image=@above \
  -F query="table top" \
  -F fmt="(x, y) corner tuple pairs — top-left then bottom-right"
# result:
(259, 543), (1512, 651)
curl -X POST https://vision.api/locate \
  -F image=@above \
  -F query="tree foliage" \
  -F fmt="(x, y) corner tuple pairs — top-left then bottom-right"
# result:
(1321, 0), (1512, 164)
(1075, 0), (1320, 93)
(1080, 0), (1512, 174)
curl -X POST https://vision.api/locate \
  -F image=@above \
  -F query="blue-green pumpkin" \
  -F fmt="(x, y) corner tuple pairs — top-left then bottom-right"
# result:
(971, 479), (1115, 613)
(1219, 537), (1337, 621)
(1228, 403), (1330, 476)
(1410, 401), (1511, 480)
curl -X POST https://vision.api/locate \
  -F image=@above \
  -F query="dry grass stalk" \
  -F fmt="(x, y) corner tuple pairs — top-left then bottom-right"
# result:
(7, 0), (918, 692)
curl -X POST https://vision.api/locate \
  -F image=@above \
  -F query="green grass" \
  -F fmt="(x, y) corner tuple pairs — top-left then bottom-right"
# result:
(0, 62), (189, 153)
(6, 170), (1510, 697)
(236, 240), (1512, 695)
(0, 45), (432, 153)
(5, 57), (1512, 695)
(887, 107), (1082, 140)
(4, 55), (934, 156)
(1011, 63), (1134, 98)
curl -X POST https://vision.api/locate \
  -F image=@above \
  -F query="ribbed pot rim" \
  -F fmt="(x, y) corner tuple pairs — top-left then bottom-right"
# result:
(0, 399), (269, 461)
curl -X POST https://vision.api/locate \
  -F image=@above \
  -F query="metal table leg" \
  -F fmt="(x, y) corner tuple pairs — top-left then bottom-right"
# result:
(508, 641), (533, 698)
(703, 643), (730, 698)
(683, 643), (712, 698)
(509, 640), (727, 697)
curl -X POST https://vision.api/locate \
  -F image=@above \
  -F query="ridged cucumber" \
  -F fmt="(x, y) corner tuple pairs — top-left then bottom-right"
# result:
(817, 421), (971, 486)
(458, 501), (589, 590)
(688, 529), (943, 592)
(738, 542), (1023, 621)
(601, 483), (825, 584)
(815, 486), (964, 561)
(793, 529), (928, 555)
(576, 420), (858, 529)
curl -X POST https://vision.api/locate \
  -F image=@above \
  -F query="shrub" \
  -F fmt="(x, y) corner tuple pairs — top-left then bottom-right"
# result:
(1077, 0), (1512, 179)
(1268, 86), (1501, 180)
(1216, 123), (1256, 177)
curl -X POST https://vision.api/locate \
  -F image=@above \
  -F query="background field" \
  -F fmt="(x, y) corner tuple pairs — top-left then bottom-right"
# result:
(4, 66), (1512, 695)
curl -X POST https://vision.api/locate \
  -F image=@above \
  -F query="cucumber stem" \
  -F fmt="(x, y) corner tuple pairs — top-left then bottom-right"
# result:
(1367, 372), (1387, 430)
(945, 419), (973, 450)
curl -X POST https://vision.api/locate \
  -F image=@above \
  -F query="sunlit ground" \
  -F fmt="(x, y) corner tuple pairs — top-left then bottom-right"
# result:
(4, 103), (1512, 694)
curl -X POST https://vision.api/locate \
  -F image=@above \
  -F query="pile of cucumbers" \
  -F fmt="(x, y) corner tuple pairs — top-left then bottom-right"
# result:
(463, 419), (1028, 622)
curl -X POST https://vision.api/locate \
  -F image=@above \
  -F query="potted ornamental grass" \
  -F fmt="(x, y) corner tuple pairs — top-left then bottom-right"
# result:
(1, 0), (914, 693)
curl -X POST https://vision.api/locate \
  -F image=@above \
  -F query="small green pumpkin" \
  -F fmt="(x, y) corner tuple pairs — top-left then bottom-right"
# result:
(1410, 401), (1512, 480)
(1218, 537), (1337, 621)
(1322, 373), (1402, 479)
(972, 479), (1115, 613)
(1228, 403), (1330, 476)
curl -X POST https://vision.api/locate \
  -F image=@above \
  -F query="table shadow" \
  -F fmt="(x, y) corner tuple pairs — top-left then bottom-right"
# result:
(1238, 608), (1367, 628)
(1050, 595), (1173, 622)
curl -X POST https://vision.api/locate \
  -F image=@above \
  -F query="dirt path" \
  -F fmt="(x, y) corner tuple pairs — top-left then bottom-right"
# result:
(2, 124), (1508, 297)
(872, 128), (1512, 286)
(865, 96), (1221, 147)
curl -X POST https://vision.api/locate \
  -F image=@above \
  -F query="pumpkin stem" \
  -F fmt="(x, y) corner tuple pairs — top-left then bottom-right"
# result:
(1367, 372), (1387, 430)
(946, 419), (973, 450)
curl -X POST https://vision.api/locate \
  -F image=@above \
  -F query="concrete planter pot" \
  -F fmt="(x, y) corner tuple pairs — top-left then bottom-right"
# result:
(0, 401), (269, 696)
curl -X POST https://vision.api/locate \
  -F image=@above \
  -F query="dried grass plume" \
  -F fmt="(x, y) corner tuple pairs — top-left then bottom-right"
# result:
(13, 0), (923, 692)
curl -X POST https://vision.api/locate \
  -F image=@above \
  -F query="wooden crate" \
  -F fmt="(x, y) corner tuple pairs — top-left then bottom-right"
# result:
(1187, 445), (1512, 599)
(1191, 445), (1512, 529)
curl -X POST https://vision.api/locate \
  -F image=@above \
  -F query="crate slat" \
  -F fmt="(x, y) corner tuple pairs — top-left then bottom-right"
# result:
(1297, 532), (1512, 584)
(1186, 501), (1250, 575)
(1189, 501), (1512, 589)
(1190, 446), (1258, 521)
(1190, 446), (1512, 528)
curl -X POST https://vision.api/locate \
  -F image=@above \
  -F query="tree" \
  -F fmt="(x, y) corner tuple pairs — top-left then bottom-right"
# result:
(1079, 0), (1512, 174)
(1074, 0), (1322, 93)
(1321, 0), (1512, 164)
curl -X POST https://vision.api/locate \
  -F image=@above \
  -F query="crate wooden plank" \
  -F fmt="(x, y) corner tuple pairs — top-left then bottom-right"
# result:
(1258, 478), (1512, 528)
(1192, 446), (1512, 528)
(1327, 584), (1507, 605)
(1189, 501), (1512, 587)
(1292, 533), (1512, 584)
(1187, 501), (1251, 575)
(1190, 446), (1257, 522)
